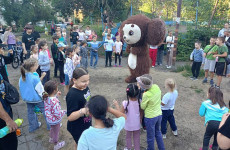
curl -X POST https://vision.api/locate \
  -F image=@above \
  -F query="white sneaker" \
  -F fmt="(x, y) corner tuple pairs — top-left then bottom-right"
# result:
(38, 122), (41, 128)
(152, 66), (155, 68)
(172, 130), (178, 136)
(54, 141), (65, 150)
(162, 134), (166, 139)
(167, 66), (172, 69)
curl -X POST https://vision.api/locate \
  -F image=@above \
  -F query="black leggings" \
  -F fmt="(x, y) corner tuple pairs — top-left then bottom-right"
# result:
(59, 62), (64, 83)
(192, 61), (202, 78)
(202, 120), (220, 150)
(105, 51), (112, 66)
(115, 53), (121, 65)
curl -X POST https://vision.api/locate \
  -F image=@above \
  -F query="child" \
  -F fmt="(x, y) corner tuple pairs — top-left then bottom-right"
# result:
(114, 36), (123, 67)
(137, 74), (165, 150)
(30, 45), (38, 60)
(64, 48), (74, 95)
(77, 95), (126, 150)
(213, 37), (228, 88)
(104, 34), (115, 67)
(43, 80), (66, 150)
(88, 30), (97, 41)
(72, 45), (81, 68)
(62, 29), (67, 40)
(202, 37), (218, 85)
(0, 43), (13, 82)
(66, 68), (91, 148)
(88, 36), (105, 68)
(78, 29), (86, 42)
(38, 40), (52, 85)
(80, 40), (88, 69)
(85, 26), (91, 40)
(161, 78), (178, 139)
(199, 87), (229, 150)
(30, 45), (41, 76)
(190, 41), (204, 80)
(70, 26), (79, 46)
(121, 84), (141, 150)
(57, 42), (66, 85)
(51, 35), (59, 78)
(19, 58), (50, 132)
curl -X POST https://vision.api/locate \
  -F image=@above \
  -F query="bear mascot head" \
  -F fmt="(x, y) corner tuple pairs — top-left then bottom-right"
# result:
(120, 14), (166, 83)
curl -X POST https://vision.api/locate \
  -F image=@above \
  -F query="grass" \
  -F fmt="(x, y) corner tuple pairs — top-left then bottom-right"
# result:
(174, 64), (205, 78)
(189, 85), (204, 94)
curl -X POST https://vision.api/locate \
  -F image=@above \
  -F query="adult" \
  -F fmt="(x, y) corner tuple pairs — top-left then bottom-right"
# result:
(0, 24), (5, 44)
(0, 74), (18, 150)
(166, 31), (175, 69)
(225, 30), (230, 77)
(22, 25), (35, 59)
(102, 10), (109, 30)
(217, 113), (230, 150)
(156, 40), (165, 66)
(50, 21), (56, 35)
(102, 28), (114, 41)
(3, 26), (16, 50)
(218, 23), (229, 37)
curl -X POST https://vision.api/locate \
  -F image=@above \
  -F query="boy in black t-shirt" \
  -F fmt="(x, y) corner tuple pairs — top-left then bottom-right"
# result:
(22, 25), (35, 59)
(70, 26), (79, 45)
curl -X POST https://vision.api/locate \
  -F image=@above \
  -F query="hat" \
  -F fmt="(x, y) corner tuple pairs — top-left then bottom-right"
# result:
(57, 42), (67, 48)
(136, 74), (152, 90)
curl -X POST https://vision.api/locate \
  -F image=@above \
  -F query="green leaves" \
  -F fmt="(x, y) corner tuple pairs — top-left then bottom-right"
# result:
(1, 0), (54, 27)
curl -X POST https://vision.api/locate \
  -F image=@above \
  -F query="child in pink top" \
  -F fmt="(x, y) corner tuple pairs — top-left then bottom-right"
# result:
(121, 84), (141, 150)
(43, 80), (66, 150)
(72, 45), (81, 68)
(30, 45), (39, 60)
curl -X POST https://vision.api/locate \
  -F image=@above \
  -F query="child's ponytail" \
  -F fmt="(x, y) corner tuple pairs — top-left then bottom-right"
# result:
(100, 115), (114, 128)
(88, 95), (114, 128)
(21, 65), (26, 81)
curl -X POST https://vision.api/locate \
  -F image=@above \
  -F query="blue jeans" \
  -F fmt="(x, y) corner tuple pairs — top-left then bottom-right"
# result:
(41, 70), (50, 85)
(145, 116), (165, 150)
(156, 50), (164, 65)
(26, 102), (50, 132)
(81, 57), (88, 69)
(161, 110), (177, 134)
(90, 51), (98, 67)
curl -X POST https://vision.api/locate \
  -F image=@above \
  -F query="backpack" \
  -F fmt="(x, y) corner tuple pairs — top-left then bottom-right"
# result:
(3, 80), (19, 104)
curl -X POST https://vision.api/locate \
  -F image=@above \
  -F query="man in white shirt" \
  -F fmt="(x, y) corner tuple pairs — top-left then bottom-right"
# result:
(218, 23), (229, 37)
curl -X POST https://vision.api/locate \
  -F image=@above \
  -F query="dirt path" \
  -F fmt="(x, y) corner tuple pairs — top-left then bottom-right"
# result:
(8, 55), (230, 150)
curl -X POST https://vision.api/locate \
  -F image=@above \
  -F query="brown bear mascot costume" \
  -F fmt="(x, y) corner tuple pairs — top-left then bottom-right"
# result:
(120, 14), (166, 83)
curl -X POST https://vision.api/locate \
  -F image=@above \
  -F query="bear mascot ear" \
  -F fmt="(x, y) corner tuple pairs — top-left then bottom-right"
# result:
(146, 18), (166, 46)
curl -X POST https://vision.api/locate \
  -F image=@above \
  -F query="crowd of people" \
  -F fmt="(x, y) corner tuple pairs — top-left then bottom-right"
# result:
(0, 21), (229, 150)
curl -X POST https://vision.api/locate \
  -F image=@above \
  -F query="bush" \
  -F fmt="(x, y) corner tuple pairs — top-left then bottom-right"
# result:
(177, 27), (219, 61)
(34, 26), (45, 33)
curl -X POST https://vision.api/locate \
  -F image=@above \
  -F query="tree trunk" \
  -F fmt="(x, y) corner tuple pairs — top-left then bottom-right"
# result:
(172, 0), (182, 66)
(208, 0), (219, 27)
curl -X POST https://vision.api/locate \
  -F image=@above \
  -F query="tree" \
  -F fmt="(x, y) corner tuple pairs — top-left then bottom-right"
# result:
(0, 0), (55, 27)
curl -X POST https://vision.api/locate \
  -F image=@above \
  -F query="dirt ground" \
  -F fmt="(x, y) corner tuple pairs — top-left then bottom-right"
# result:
(8, 54), (230, 150)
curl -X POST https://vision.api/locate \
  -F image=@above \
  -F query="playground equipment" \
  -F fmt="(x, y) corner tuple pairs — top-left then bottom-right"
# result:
(0, 119), (23, 138)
